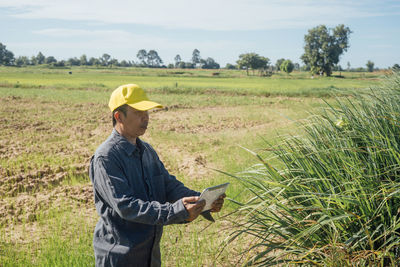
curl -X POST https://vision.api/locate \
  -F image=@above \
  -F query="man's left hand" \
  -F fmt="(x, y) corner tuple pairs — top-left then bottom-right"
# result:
(210, 193), (226, 212)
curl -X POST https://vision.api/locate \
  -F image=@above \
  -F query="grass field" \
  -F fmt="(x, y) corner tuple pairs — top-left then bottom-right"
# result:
(0, 66), (384, 266)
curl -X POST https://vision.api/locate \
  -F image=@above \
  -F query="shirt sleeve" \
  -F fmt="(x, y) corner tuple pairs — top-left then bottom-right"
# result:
(91, 155), (189, 225)
(156, 156), (201, 203)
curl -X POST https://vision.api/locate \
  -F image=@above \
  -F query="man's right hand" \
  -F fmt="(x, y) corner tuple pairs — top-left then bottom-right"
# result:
(182, 196), (206, 222)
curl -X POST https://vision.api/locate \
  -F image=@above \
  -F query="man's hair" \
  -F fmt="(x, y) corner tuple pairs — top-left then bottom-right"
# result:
(112, 104), (128, 127)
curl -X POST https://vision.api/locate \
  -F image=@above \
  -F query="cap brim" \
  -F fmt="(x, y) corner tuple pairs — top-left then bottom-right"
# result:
(128, 100), (163, 111)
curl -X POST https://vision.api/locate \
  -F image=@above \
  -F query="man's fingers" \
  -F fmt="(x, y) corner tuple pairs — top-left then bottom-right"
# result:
(183, 196), (200, 203)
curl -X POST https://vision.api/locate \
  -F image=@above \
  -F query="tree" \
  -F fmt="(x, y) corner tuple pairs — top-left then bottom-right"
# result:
(120, 60), (130, 67)
(147, 50), (163, 67)
(101, 53), (111, 66)
(237, 53), (257, 75)
(0, 43), (14, 65)
(237, 53), (269, 76)
(88, 57), (101, 66)
(30, 56), (38, 65)
(136, 49), (147, 66)
(36, 52), (45, 65)
(174, 54), (181, 68)
(45, 56), (57, 64)
(15, 56), (29, 66)
(366, 60), (374, 72)
(301, 24), (351, 76)
(109, 58), (119, 67)
(80, 54), (88, 66)
(67, 57), (80, 66)
(53, 60), (65, 67)
(275, 58), (285, 71)
(200, 57), (220, 69)
(393, 64), (400, 70)
(281, 59), (294, 74)
(192, 49), (201, 66)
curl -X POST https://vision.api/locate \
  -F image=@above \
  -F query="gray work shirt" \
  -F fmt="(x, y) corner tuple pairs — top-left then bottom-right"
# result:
(89, 129), (199, 267)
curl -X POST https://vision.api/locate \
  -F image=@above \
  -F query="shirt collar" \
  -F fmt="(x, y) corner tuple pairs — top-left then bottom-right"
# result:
(111, 128), (143, 157)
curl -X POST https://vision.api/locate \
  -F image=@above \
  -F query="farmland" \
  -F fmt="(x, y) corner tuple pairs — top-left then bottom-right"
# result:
(0, 66), (383, 266)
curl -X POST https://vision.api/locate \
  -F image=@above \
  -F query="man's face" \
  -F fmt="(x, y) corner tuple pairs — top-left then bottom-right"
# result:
(118, 106), (149, 140)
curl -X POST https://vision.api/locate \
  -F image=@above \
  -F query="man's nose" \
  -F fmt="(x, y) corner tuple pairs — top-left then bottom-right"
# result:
(143, 111), (149, 120)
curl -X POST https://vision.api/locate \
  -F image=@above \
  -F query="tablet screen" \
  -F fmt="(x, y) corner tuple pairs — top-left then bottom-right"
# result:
(199, 182), (229, 211)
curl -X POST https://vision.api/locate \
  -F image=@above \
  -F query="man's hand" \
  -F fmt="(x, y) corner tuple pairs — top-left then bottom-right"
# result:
(182, 196), (206, 222)
(211, 193), (226, 212)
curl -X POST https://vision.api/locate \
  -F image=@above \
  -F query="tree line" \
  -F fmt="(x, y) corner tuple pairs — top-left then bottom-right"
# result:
(1, 24), (399, 75)
(0, 45), (221, 70)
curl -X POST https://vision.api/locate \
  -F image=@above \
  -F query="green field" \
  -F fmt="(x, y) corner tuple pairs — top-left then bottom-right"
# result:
(0, 66), (384, 266)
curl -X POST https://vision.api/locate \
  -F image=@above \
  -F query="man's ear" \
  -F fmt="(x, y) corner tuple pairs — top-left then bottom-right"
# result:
(114, 111), (123, 123)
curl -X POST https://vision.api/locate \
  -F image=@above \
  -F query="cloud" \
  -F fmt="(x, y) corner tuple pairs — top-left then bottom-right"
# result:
(1, 0), (398, 31)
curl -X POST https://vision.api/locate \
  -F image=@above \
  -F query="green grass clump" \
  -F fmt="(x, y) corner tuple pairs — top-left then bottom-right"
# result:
(228, 71), (400, 266)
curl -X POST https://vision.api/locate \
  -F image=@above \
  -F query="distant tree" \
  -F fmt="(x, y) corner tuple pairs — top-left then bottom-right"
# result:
(225, 63), (236, 69)
(393, 64), (400, 70)
(67, 57), (80, 66)
(36, 52), (45, 65)
(301, 24), (351, 76)
(257, 56), (271, 76)
(53, 60), (66, 67)
(120, 60), (129, 67)
(366, 60), (374, 72)
(200, 57), (220, 69)
(275, 58), (285, 71)
(177, 61), (194, 69)
(294, 62), (300, 71)
(80, 54), (88, 66)
(30, 56), (38, 65)
(15, 56), (29, 66)
(0, 43), (14, 65)
(136, 49), (148, 66)
(87, 57), (95, 66)
(347, 62), (351, 71)
(100, 53), (111, 66)
(147, 50), (163, 67)
(185, 62), (195, 69)
(109, 58), (119, 67)
(89, 57), (101, 66)
(192, 49), (201, 66)
(45, 56), (57, 65)
(281, 59), (294, 74)
(174, 54), (182, 68)
(177, 61), (186, 69)
(237, 53), (269, 76)
(167, 63), (174, 69)
(237, 53), (257, 75)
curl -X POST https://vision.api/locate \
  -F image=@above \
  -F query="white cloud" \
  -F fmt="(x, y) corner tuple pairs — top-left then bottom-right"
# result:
(1, 0), (398, 31)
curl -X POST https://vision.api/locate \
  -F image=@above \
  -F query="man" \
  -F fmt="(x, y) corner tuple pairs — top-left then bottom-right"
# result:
(89, 84), (225, 267)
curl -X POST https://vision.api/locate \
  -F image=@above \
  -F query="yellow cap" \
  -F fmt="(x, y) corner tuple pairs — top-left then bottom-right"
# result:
(108, 84), (163, 111)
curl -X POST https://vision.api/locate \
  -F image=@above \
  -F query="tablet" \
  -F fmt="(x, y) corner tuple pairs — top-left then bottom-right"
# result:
(199, 182), (229, 212)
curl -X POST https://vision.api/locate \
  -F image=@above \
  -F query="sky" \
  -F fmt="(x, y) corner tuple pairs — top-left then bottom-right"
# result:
(0, 0), (399, 68)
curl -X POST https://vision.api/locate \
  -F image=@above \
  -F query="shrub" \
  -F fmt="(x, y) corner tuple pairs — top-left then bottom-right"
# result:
(280, 60), (294, 74)
(228, 71), (400, 266)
